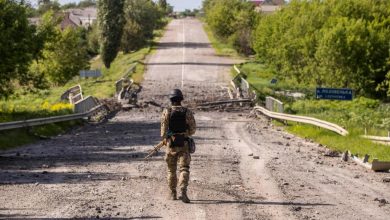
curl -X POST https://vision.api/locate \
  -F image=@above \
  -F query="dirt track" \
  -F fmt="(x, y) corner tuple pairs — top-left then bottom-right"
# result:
(1, 19), (390, 220)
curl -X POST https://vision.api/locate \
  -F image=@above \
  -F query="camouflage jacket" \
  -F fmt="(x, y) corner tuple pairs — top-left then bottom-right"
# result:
(161, 105), (196, 138)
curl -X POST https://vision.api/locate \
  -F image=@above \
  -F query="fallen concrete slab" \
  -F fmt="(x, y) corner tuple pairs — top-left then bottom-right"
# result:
(371, 159), (390, 172)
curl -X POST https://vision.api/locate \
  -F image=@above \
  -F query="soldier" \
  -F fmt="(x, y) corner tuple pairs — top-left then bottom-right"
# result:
(161, 89), (196, 203)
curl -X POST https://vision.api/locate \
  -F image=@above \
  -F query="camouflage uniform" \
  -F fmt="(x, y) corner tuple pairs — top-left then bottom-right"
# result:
(161, 105), (196, 196)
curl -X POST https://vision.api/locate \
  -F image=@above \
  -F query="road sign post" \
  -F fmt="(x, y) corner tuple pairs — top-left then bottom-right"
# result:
(79, 70), (102, 78)
(316, 88), (353, 101)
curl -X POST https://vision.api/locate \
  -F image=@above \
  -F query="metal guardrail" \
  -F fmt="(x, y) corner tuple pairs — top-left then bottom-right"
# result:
(198, 99), (252, 107)
(232, 65), (257, 100)
(361, 135), (390, 143)
(116, 64), (137, 97)
(74, 96), (100, 113)
(60, 85), (83, 104)
(122, 63), (137, 79)
(240, 77), (250, 96)
(254, 105), (349, 136)
(0, 105), (103, 131)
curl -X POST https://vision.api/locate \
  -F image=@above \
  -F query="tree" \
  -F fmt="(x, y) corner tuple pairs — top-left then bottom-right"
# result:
(86, 22), (100, 56)
(158, 0), (167, 11)
(0, 0), (40, 98)
(78, 0), (97, 8)
(36, 0), (60, 15)
(252, 0), (390, 98)
(98, 0), (125, 68)
(30, 11), (89, 86)
(121, 0), (162, 52)
(204, 0), (258, 55)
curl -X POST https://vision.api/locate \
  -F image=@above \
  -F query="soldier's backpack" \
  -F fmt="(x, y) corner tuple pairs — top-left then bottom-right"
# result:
(168, 107), (188, 147)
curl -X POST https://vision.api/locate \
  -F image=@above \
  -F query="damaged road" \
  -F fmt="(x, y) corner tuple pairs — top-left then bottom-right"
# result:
(1, 19), (390, 220)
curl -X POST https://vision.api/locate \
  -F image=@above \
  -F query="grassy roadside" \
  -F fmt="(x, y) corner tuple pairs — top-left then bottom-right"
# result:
(202, 22), (240, 58)
(203, 18), (390, 162)
(238, 62), (390, 162)
(276, 122), (390, 161)
(0, 22), (170, 150)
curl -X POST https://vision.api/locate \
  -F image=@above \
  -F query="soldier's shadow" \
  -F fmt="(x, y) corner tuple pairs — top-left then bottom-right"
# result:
(191, 200), (333, 207)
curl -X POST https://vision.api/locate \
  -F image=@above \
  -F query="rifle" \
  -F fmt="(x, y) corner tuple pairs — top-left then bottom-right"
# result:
(145, 139), (166, 159)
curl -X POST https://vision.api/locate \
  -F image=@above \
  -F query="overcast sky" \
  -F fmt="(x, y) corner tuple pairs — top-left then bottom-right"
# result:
(30, 0), (203, 11)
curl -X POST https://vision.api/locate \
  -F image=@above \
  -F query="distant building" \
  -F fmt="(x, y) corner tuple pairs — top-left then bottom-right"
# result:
(61, 7), (97, 29)
(249, 0), (265, 6)
(257, 5), (281, 14)
(65, 7), (97, 28)
(28, 17), (41, 26)
(248, 0), (283, 14)
(29, 7), (97, 30)
(60, 12), (82, 29)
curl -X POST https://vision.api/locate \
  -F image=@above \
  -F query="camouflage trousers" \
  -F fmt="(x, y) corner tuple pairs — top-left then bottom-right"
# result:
(165, 145), (191, 193)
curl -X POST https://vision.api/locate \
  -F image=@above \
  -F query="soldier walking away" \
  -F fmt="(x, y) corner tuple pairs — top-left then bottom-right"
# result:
(161, 89), (196, 203)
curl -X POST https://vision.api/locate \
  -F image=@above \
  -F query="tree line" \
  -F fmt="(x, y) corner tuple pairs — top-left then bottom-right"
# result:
(203, 0), (390, 99)
(98, 0), (170, 68)
(0, 0), (169, 99)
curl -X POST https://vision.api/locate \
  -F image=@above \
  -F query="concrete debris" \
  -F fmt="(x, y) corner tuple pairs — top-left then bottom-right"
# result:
(253, 156), (260, 159)
(363, 154), (370, 163)
(383, 177), (390, 183)
(248, 153), (253, 156)
(272, 141), (283, 146)
(374, 198), (388, 206)
(324, 150), (340, 157)
(291, 206), (302, 212)
(341, 151), (350, 162)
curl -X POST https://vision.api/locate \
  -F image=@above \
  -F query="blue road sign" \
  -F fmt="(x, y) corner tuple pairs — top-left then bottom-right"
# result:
(316, 88), (353, 101)
(80, 70), (102, 78)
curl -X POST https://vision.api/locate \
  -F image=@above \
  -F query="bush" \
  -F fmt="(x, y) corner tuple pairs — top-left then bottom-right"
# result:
(252, 0), (390, 99)
(204, 0), (259, 55)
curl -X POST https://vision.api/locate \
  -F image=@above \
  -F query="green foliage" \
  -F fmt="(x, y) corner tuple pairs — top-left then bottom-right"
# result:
(98, 0), (125, 68)
(29, 12), (90, 86)
(36, 0), (61, 15)
(86, 22), (100, 56)
(121, 0), (162, 52)
(158, 0), (167, 11)
(203, 23), (239, 57)
(180, 9), (199, 17)
(0, 120), (81, 150)
(240, 62), (389, 136)
(283, 122), (390, 162)
(61, 0), (96, 10)
(252, 0), (390, 98)
(289, 97), (390, 135)
(203, 0), (259, 55)
(77, 0), (97, 8)
(0, 0), (42, 98)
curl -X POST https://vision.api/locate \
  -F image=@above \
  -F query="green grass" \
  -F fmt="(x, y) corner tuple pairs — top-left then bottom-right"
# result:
(0, 49), (149, 150)
(237, 62), (315, 96)
(239, 62), (390, 162)
(0, 20), (170, 150)
(0, 120), (82, 150)
(203, 23), (241, 58)
(278, 121), (390, 162)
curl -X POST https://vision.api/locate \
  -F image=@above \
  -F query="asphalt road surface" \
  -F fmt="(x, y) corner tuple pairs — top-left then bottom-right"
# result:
(1, 19), (390, 220)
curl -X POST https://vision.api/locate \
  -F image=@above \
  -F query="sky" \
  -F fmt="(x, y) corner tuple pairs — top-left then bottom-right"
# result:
(30, 0), (203, 11)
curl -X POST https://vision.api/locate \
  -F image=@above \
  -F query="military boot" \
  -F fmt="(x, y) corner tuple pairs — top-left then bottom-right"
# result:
(179, 190), (190, 203)
(168, 190), (177, 200)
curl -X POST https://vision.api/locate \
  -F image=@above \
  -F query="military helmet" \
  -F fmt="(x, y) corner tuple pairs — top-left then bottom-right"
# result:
(169, 89), (184, 100)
